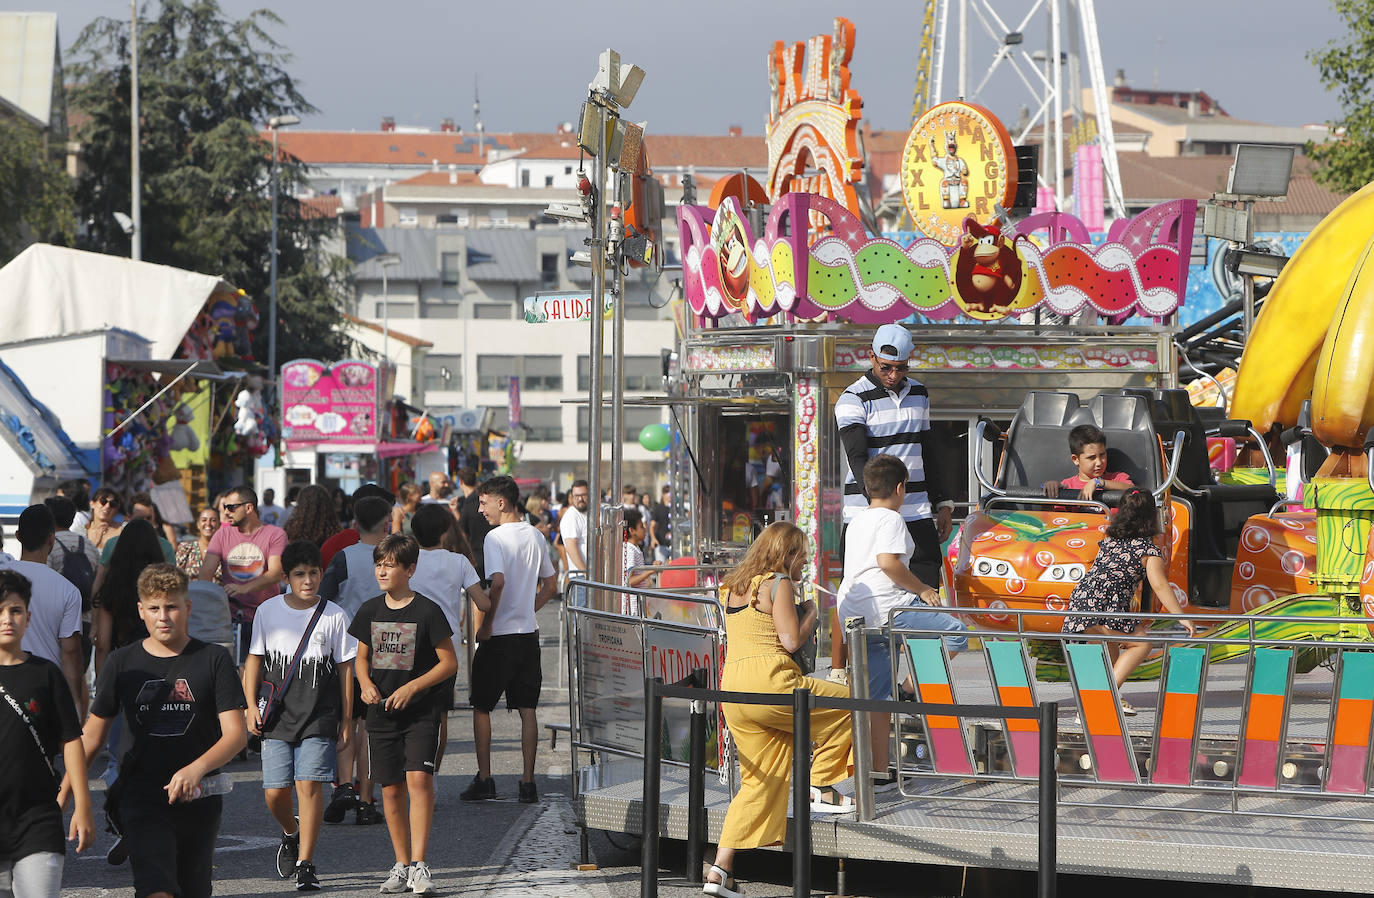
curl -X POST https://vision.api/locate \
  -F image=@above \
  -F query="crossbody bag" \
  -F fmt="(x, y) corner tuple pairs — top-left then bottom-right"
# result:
(0, 674), (56, 777)
(256, 600), (328, 732)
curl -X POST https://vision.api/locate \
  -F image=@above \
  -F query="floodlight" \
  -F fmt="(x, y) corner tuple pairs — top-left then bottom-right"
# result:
(612, 63), (646, 108)
(113, 211), (136, 235)
(1225, 246), (1289, 279)
(1004, 32), (1023, 45)
(1201, 202), (1250, 242)
(268, 114), (301, 129)
(1226, 145), (1294, 198)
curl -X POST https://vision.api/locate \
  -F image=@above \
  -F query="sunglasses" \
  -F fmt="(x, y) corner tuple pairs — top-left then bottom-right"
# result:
(97, 496), (118, 506)
(877, 363), (910, 374)
(222, 502), (248, 512)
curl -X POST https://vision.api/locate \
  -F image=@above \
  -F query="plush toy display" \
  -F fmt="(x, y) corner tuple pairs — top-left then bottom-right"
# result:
(170, 403), (200, 452)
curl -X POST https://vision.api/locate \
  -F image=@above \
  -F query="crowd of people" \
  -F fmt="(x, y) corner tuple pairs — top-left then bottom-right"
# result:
(0, 468), (675, 897)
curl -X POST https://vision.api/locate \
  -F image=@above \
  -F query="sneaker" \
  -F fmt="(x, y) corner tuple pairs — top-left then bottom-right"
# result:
(356, 801), (384, 825)
(277, 819), (300, 879)
(518, 780), (538, 804)
(295, 861), (321, 892)
(379, 862), (410, 894)
(408, 861), (435, 895)
(460, 774), (496, 801)
(106, 833), (128, 866)
(1120, 699), (1138, 717)
(324, 783), (357, 824)
(825, 668), (849, 687)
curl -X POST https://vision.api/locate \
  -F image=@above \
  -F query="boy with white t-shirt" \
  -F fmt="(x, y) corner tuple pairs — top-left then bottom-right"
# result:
(460, 476), (555, 805)
(836, 454), (967, 779)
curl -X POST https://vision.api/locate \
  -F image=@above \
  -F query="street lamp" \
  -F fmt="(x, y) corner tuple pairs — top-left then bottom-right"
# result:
(267, 113), (301, 388)
(376, 253), (402, 366)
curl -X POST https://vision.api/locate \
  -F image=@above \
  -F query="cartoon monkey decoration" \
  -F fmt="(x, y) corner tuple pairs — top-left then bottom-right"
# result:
(954, 218), (1028, 315)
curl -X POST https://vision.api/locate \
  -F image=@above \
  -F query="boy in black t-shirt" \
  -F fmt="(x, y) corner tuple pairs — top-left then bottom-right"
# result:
(347, 534), (456, 896)
(244, 541), (356, 891)
(0, 569), (93, 897)
(73, 564), (247, 898)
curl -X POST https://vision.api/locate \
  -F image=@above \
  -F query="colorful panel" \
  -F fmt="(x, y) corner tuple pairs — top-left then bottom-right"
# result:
(1325, 652), (1374, 794)
(1151, 647), (1206, 786)
(1236, 648), (1294, 789)
(1064, 642), (1139, 784)
(984, 639), (1040, 778)
(905, 637), (975, 776)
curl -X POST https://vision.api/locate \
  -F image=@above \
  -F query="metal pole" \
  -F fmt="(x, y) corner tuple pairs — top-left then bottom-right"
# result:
(792, 687), (812, 898)
(130, 0), (141, 261)
(1241, 200), (1256, 336)
(640, 677), (664, 898)
(382, 267), (390, 366)
(587, 97), (609, 583)
(567, 604), (589, 864)
(958, 0), (968, 98)
(1050, 0), (1065, 209)
(685, 668), (708, 884)
(1037, 701), (1059, 898)
(610, 211), (626, 512)
(269, 126), (279, 382)
(846, 617), (875, 821)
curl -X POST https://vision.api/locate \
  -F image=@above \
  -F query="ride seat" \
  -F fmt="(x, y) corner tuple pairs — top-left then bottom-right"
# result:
(1086, 393), (1160, 494)
(998, 392), (1095, 493)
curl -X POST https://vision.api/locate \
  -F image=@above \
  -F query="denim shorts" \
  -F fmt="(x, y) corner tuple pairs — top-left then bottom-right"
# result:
(261, 736), (337, 789)
(864, 608), (969, 700)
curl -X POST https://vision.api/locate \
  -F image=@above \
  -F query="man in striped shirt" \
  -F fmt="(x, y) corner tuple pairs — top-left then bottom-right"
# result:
(830, 324), (955, 675)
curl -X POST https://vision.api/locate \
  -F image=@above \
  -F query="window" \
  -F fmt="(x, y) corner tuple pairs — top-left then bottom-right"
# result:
(488, 209), (508, 226)
(398, 207), (418, 227)
(541, 253), (559, 289)
(472, 303), (514, 319)
(577, 407), (663, 442)
(578, 355), (661, 391)
(440, 252), (460, 285)
(477, 355), (562, 391)
(517, 406), (563, 442)
(421, 300), (459, 319)
(421, 354), (461, 392)
(454, 210), (471, 227)
(544, 175), (554, 187)
(520, 169), (531, 187)
(565, 166), (573, 175)
(376, 300), (417, 318)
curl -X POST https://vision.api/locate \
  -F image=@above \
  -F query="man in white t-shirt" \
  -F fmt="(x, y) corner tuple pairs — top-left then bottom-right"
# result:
(836, 454), (966, 780)
(557, 479), (590, 575)
(257, 488), (287, 528)
(460, 476), (555, 805)
(3, 504), (83, 711)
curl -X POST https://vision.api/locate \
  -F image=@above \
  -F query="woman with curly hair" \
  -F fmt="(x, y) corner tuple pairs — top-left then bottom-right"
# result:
(284, 484), (342, 548)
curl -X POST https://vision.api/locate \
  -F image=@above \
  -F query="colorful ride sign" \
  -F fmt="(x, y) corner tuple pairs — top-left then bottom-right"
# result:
(280, 359), (380, 448)
(902, 101), (1018, 246)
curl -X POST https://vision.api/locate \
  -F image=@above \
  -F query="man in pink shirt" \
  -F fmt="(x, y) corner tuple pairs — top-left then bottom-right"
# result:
(198, 486), (287, 663)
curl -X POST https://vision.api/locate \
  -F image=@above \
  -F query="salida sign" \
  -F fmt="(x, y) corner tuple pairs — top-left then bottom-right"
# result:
(522, 291), (614, 323)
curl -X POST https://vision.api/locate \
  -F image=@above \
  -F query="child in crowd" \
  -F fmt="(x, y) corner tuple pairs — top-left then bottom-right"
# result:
(837, 454), (968, 782)
(244, 541), (356, 891)
(319, 495), (393, 826)
(0, 570), (94, 898)
(348, 534), (457, 896)
(1063, 488), (1195, 714)
(1043, 424), (1134, 500)
(461, 476), (554, 805)
(620, 509), (653, 615)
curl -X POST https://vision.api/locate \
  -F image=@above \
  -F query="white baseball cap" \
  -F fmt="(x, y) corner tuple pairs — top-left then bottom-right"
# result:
(871, 324), (914, 363)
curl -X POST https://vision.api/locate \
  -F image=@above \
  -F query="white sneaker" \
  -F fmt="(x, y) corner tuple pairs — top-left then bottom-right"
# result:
(408, 861), (435, 895)
(825, 668), (849, 687)
(379, 863), (410, 894)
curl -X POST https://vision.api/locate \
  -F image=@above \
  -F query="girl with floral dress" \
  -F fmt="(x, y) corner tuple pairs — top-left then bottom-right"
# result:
(1064, 489), (1196, 714)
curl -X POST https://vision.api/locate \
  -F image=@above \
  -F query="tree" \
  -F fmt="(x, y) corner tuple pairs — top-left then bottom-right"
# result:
(1308, 0), (1374, 192)
(0, 120), (75, 264)
(66, 0), (352, 365)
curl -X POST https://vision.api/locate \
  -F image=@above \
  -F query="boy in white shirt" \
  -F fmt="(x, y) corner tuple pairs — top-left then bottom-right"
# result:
(460, 476), (556, 805)
(836, 454), (967, 780)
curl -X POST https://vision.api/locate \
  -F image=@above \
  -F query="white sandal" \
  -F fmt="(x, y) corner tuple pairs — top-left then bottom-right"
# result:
(808, 785), (856, 814)
(703, 864), (743, 897)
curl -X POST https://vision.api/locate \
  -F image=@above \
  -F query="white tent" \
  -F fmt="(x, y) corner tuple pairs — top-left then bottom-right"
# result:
(0, 244), (232, 360)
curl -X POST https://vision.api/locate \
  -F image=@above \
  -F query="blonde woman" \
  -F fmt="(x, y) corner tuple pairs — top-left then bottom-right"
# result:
(706, 522), (853, 898)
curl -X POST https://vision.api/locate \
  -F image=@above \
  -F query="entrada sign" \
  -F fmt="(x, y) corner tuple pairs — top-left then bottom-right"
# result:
(523, 292), (613, 323)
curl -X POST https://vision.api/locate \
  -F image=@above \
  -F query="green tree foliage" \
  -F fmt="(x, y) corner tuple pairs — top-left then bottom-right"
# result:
(0, 121), (75, 263)
(67, 0), (351, 366)
(1308, 0), (1374, 192)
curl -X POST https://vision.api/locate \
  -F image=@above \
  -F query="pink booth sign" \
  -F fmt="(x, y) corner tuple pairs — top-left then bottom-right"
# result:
(281, 359), (380, 450)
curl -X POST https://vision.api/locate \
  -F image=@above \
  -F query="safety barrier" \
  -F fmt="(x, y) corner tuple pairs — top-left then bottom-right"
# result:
(639, 674), (1059, 898)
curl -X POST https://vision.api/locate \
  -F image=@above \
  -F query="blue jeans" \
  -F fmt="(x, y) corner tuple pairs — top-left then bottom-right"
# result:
(864, 607), (968, 699)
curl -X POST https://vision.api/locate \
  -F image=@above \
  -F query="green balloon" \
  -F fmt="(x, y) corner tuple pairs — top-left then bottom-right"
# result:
(638, 423), (671, 452)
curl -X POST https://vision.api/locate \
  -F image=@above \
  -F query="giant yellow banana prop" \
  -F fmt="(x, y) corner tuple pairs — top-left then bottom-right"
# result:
(1312, 230), (1374, 449)
(1231, 180), (1374, 433)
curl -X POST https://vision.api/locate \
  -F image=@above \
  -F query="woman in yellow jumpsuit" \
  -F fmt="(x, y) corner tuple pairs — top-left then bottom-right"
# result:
(705, 522), (853, 898)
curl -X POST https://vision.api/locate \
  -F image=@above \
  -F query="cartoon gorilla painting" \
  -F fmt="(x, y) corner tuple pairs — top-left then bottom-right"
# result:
(953, 217), (1027, 316)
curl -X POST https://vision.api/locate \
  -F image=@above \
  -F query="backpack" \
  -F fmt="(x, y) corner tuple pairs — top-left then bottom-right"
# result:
(56, 535), (96, 612)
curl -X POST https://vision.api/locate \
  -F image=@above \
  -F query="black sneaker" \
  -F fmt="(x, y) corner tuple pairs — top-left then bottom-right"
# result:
(460, 774), (496, 801)
(354, 800), (383, 825)
(323, 783), (357, 824)
(295, 860), (321, 891)
(106, 833), (128, 866)
(276, 820), (300, 878)
(518, 780), (538, 804)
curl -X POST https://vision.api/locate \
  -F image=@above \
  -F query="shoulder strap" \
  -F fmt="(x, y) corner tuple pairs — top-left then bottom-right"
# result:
(120, 644), (203, 778)
(276, 601), (329, 700)
(0, 672), (56, 777)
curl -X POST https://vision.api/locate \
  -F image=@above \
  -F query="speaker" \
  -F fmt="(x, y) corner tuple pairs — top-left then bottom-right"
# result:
(1011, 144), (1040, 212)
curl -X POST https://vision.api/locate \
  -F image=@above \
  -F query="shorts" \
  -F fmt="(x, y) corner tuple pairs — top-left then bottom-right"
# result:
(261, 736), (337, 789)
(121, 792), (222, 898)
(233, 617), (254, 665)
(863, 608), (969, 700)
(366, 709), (442, 786)
(470, 632), (542, 712)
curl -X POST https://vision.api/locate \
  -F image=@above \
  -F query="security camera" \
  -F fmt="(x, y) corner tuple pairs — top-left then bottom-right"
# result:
(544, 201), (587, 223)
(113, 211), (135, 236)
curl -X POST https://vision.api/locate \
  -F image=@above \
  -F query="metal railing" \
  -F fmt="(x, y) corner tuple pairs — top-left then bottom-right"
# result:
(639, 674), (1059, 898)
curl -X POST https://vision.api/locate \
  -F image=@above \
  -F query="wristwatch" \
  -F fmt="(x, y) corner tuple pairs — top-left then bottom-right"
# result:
(1094, 477), (1104, 490)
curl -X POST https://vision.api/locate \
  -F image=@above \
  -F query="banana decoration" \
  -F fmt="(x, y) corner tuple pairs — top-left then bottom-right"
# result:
(1312, 230), (1374, 449)
(1231, 180), (1374, 433)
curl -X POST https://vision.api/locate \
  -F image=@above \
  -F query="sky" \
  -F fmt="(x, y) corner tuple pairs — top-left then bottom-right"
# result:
(53, 0), (1347, 136)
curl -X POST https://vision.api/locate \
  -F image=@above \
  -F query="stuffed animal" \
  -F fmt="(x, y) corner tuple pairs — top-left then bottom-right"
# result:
(170, 403), (200, 452)
(234, 390), (258, 436)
